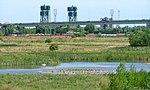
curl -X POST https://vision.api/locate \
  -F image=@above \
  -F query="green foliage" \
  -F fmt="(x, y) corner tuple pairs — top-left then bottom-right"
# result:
(116, 63), (127, 74)
(0, 29), (4, 36)
(1, 24), (17, 35)
(17, 27), (36, 34)
(36, 24), (51, 34)
(109, 64), (150, 90)
(49, 44), (58, 51)
(55, 26), (68, 34)
(84, 23), (95, 33)
(1, 46), (150, 67)
(1, 25), (37, 35)
(0, 65), (149, 90)
(0, 52), (53, 66)
(45, 38), (52, 43)
(72, 33), (85, 38)
(0, 74), (104, 90)
(74, 24), (85, 33)
(31, 40), (43, 43)
(0, 36), (150, 67)
(0, 44), (18, 47)
(1, 24), (150, 36)
(129, 29), (150, 46)
(0, 38), (3, 41)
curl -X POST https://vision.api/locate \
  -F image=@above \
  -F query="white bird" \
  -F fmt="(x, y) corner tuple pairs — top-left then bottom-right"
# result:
(42, 64), (46, 66)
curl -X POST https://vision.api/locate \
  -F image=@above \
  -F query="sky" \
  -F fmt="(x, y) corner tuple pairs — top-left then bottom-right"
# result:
(0, 0), (150, 23)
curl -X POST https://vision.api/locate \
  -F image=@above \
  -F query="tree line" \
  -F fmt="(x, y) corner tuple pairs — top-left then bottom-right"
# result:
(1, 24), (149, 35)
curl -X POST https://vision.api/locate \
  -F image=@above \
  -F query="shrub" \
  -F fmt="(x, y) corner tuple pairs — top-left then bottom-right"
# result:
(45, 38), (52, 43)
(109, 63), (150, 90)
(0, 38), (3, 41)
(129, 29), (150, 46)
(49, 44), (58, 51)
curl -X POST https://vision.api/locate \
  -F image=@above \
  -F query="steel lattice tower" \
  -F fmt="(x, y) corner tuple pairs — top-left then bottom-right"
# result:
(67, 5), (77, 22)
(40, 4), (50, 23)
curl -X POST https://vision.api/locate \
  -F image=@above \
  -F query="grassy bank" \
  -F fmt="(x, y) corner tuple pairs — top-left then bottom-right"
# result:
(0, 69), (149, 90)
(0, 74), (107, 90)
(0, 36), (150, 67)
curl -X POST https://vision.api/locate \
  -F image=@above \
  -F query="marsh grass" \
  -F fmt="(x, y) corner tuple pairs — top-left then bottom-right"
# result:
(0, 36), (149, 67)
(0, 74), (105, 90)
(0, 69), (149, 90)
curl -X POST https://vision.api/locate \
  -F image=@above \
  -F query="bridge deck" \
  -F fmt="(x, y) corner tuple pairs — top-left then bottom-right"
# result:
(1, 19), (150, 27)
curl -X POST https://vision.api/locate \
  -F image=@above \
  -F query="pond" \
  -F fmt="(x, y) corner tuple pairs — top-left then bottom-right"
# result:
(0, 62), (149, 74)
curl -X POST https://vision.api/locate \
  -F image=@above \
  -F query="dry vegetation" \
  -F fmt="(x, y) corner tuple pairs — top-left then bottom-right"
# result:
(0, 36), (129, 53)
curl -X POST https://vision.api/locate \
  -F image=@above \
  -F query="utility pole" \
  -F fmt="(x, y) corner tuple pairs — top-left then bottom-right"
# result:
(117, 10), (120, 28)
(110, 9), (114, 19)
(53, 9), (57, 22)
(110, 9), (114, 28)
(118, 10), (120, 20)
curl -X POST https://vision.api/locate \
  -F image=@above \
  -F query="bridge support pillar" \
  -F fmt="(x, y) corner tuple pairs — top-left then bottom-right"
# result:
(146, 23), (150, 28)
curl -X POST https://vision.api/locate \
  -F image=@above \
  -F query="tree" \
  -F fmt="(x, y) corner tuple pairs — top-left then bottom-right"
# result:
(36, 24), (45, 34)
(0, 28), (4, 35)
(84, 23), (95, 33)
(72, 24), (85, 33)
(45, 26), (52, 34)
(55, 26), (68, 34)
(36, 25), (51, 34)
(66, 25), (70, 32)
(1, 24), (17, 35)
(129, 29), (150, 46)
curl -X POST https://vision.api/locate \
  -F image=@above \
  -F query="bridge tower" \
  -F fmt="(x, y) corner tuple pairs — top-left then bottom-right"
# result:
(67, 5), (77, 22)
(40, 4), (50, 23)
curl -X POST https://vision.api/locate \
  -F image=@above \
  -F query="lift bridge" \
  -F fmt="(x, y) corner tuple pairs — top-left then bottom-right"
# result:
(0, 19), (150, 28)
